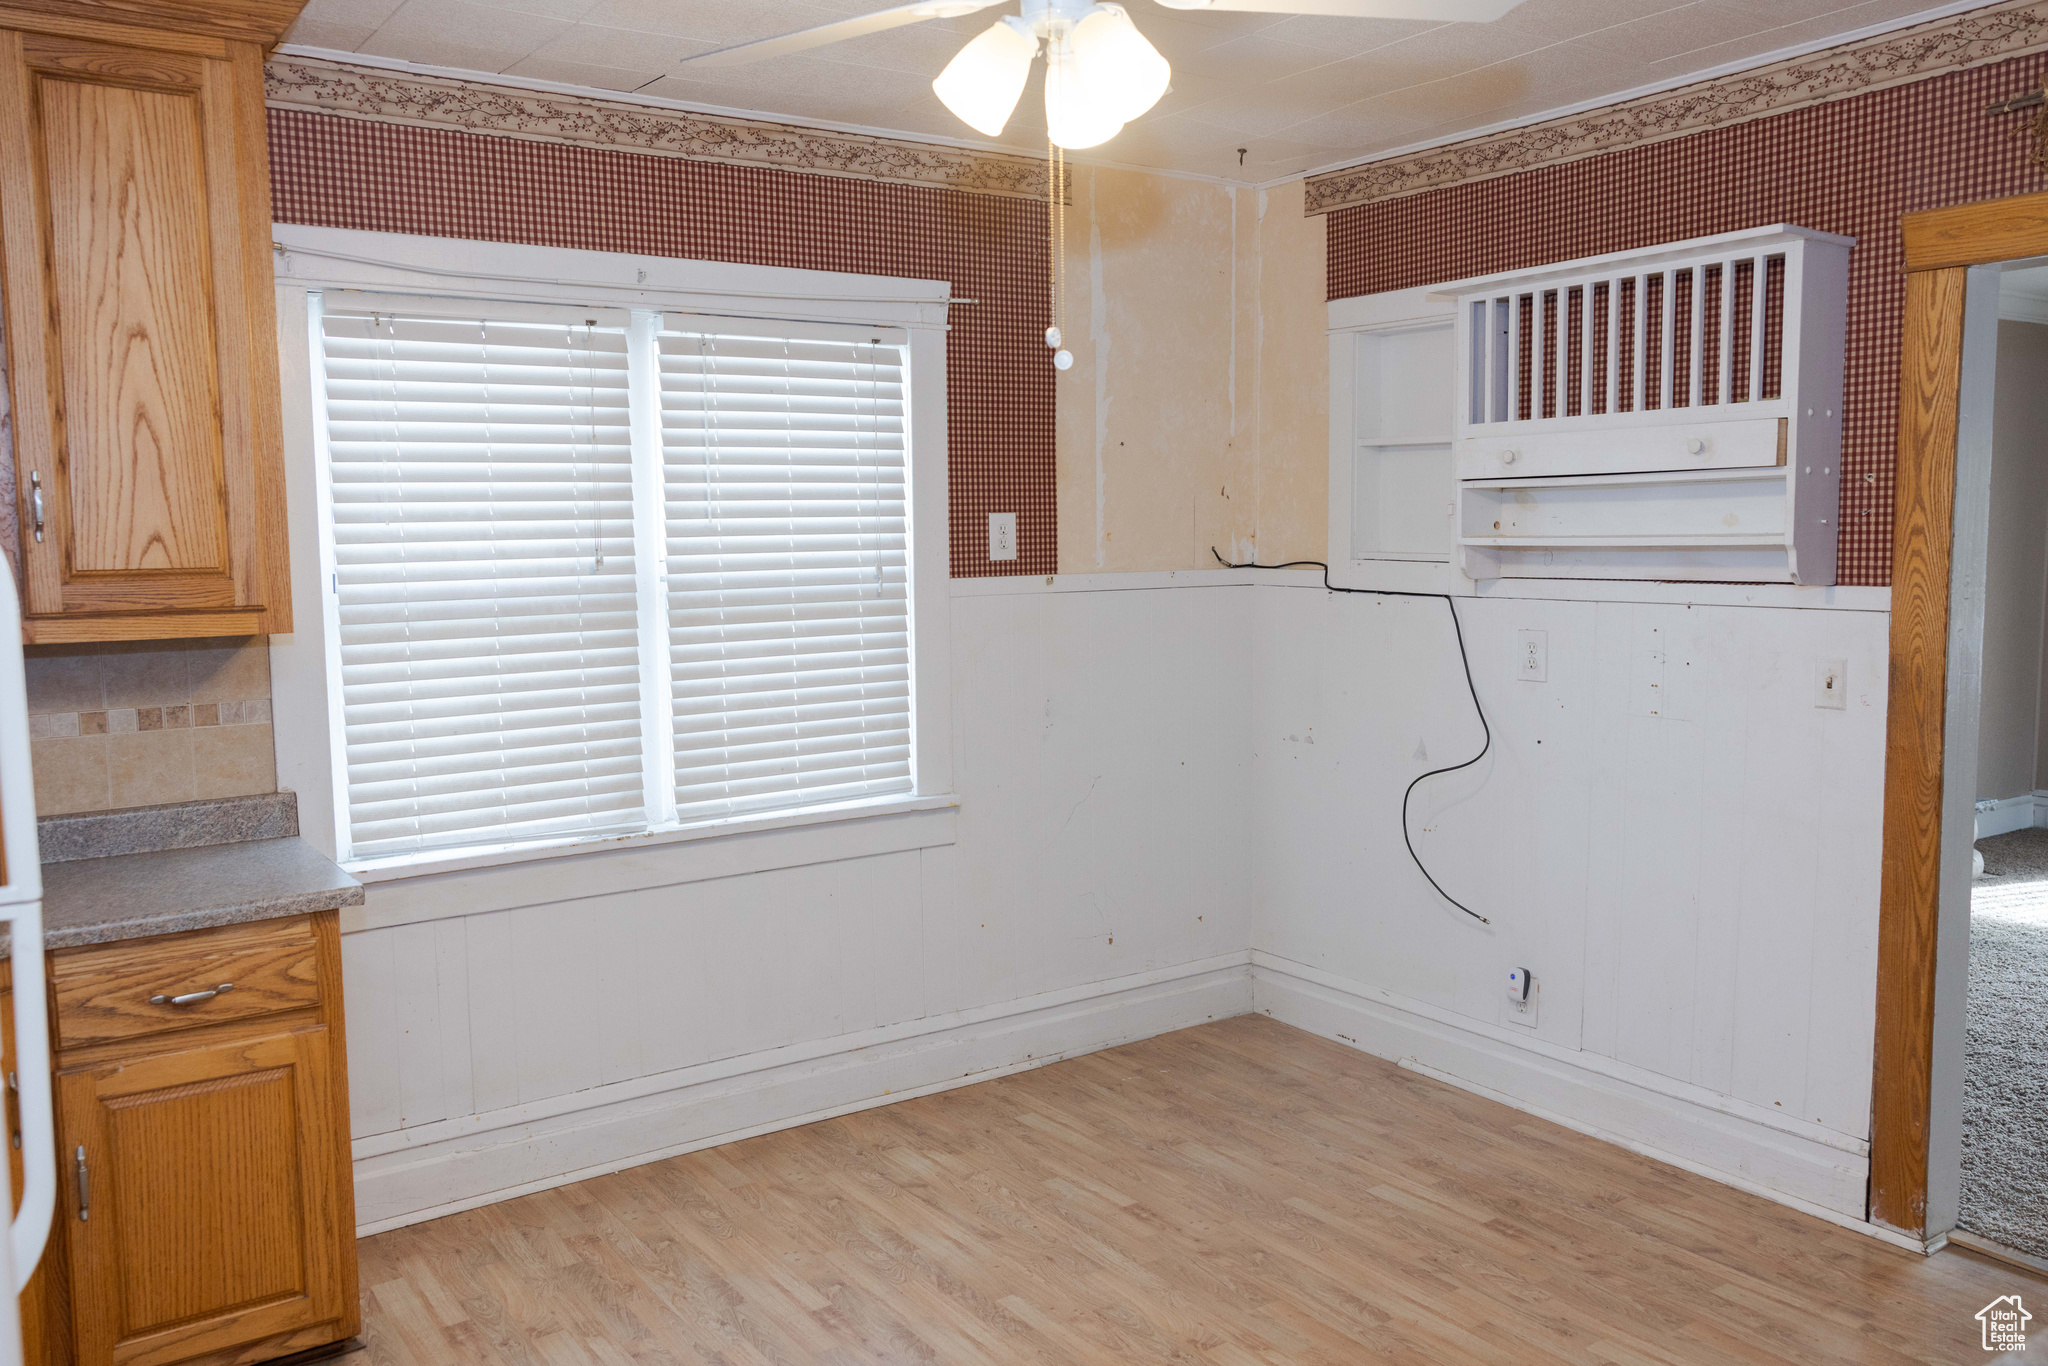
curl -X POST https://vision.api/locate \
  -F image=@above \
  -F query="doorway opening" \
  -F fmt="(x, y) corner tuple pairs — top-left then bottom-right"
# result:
(1960, 264), (2048, 1267)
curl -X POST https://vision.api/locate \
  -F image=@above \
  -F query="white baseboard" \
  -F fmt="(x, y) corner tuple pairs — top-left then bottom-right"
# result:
(1247, 951), (1885, 1236)
(351, 952), (1252, 1234)
(352, 947), (1917, 1256)
(1974, 792), (2048, 839)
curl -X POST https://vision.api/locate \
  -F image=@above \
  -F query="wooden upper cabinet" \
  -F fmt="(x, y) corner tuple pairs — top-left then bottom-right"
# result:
(0, 1), (299, 643)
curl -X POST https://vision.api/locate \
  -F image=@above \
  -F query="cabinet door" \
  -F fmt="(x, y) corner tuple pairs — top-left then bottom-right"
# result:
(60, 1029), (349, 1366)
(0, 24), (289, 642)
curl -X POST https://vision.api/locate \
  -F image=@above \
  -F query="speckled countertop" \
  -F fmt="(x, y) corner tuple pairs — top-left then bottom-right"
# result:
(13, 794), (364, 953)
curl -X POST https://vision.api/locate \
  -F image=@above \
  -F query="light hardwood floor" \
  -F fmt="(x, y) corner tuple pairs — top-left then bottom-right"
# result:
(351, 1015), (2037, 1365)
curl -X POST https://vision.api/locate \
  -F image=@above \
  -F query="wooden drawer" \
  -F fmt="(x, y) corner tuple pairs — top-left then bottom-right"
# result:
(53, 916), (320, 1050)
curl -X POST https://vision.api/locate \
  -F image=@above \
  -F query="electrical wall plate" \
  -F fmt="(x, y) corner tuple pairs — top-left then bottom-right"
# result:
(1507, 967), (1538, 1027)
(988, 511), (1018, 562)
(1816, 658), (1846, 709)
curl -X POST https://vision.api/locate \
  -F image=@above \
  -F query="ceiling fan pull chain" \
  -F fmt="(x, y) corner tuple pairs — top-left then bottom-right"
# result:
(1047, 131), (1072, 372)
(1046, 125), (1059, 351)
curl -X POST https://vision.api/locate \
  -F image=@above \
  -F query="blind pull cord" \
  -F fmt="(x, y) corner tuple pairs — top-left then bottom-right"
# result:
(580, 321), (604, 572)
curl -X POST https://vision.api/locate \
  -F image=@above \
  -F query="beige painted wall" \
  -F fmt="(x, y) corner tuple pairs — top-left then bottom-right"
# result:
(1247, 178), (1329, 568)
(1054, 168), (1326, 573)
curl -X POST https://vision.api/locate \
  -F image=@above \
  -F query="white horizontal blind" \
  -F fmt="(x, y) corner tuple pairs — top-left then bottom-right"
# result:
(660, 331), (912, 820)
(320, 307), (644, 858)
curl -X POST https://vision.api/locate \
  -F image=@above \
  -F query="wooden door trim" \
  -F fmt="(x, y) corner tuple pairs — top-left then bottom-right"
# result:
(1873, 189), (2048, 1234)
(1903, 188), (2048, 272)
(1872, 265), (1966, 1233)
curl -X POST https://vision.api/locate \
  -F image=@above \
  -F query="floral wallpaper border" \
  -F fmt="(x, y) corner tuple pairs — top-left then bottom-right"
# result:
(1303, 0), (2048, 216)
(265, 55), (1053, 202)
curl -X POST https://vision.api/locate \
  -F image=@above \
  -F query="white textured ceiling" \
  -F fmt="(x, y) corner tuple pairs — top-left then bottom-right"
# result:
(283, 0), (1969, 181)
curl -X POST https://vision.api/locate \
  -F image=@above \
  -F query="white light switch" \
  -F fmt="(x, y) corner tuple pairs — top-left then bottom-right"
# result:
(1816, 658), (1846, 710)
(1518, 630), (1547, 682)
(988, 512), (1017, 562)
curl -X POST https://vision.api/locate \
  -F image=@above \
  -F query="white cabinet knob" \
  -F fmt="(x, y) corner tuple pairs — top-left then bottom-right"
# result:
(1686, 437), (1707, 456)
(1501, 449), (1518, 465)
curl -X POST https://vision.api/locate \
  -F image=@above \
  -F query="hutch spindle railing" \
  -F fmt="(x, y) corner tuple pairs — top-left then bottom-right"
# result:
(1441, 225), (1852, 584)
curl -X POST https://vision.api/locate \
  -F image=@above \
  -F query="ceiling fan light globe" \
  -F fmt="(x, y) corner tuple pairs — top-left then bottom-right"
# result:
(932, 16), (1037, 137)
(1044, 33), (1125, 148)
(1069, 3), (1170, 121)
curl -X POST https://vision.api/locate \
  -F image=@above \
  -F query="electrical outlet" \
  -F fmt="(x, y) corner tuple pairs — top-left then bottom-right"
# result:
(988, 512), (1017, 562)
(1816, 658), (1846, 710)
(1507, 967), (1538, 1027)
(1518, 630), (1547, 682)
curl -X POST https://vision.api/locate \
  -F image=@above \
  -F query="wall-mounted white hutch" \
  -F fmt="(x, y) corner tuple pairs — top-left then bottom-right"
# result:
(1330, 225), (1853, 589)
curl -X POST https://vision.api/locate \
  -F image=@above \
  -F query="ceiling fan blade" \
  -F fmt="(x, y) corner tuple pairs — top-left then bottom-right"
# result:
(1152, 0), (1523, 19)
(679, 0), (1006, 68)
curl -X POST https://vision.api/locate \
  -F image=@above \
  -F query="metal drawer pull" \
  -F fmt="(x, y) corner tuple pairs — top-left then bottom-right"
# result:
(149, 983), (234, 1007)
(75, 1146), (87, 1222)
(28, 471), (43, 543)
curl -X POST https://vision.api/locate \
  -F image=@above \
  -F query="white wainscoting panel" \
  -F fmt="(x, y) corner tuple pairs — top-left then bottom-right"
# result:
(1249, 953), (1872, 1222)
(926, 582), (1255, 1015)
(339, 570), (1900, 1242)
(340, 578), (1258, 1231)
(351, 954), (1250, 1232)
(1250, 582), (1891, 1146)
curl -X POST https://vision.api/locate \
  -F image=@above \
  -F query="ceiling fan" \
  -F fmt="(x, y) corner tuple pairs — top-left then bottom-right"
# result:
(678, 0), (1528, 149)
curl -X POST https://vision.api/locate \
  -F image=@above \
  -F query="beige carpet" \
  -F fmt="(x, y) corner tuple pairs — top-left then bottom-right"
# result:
(1963, 828), (2048, 1260)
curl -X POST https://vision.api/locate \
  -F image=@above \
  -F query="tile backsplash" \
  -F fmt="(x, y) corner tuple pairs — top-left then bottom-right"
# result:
(25, 638), (276, 815)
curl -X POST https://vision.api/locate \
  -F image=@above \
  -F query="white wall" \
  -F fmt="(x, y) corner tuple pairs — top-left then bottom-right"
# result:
(1975, 318), (2048, 805)
(1976, 319), (2048, 815)
(340, 574), (1256, 1232)
(1248, 582), (1892, 1222)
(338, 571), (1901, 1241)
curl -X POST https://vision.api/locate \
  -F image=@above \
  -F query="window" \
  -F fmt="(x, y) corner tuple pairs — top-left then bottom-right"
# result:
(319, 307), (646, 858)
(273, 230), (951, 870)
(660, 331), (911, 822)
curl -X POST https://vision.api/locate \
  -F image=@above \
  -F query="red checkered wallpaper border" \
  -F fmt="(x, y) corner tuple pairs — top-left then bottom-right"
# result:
(268, 106), (1053, 578)
(1327, 50), (2048, 587)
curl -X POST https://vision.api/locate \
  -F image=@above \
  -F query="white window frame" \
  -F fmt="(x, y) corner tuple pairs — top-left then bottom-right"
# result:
(271, 225), (955, 876)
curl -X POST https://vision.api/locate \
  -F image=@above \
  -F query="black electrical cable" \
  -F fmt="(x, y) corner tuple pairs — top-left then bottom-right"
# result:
(1211, 547), (1492, 926)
